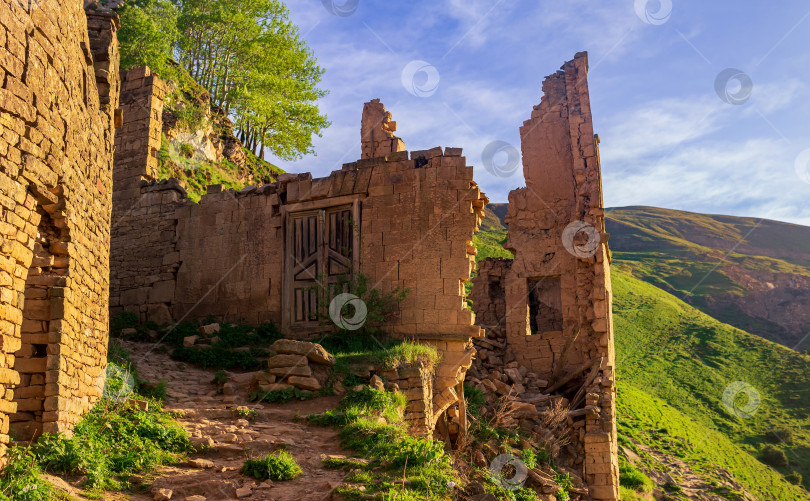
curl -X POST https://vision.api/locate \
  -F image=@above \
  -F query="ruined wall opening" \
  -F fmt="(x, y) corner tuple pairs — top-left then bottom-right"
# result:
(528, 277), (562, 334)
(11, 205), (68, 442)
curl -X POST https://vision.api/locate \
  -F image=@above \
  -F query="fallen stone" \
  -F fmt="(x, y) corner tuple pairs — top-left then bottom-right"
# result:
(190, 436), (215, 449)
(236, 487), (252, 498)
(154, 488), (173, 501)
(267, 354), (308, 369)
(271, 339), (335, 366)
(199, 323), (221, 336)
(121, 327), (138, 337)
(287, 376), (322, 391)
(504, 368), (523, 385)
(183, 335), (198, 347)
(188, 458), (215, 469)
(369, 374), (384, 391)
(268, 364), (311, 377)
(258, 383), (293, 392)
(186, 496), (207, 501)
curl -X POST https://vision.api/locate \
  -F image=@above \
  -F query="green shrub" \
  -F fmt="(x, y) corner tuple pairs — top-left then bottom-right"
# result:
(211, 370), (228, 385)
(0, 447), (57, 501)
(765, 428), (794, 444)
(464, 384), (486, 417)
(761, 445), (789, 467)
(233, 407), (258, 421)
(250, 387), (315, 403)
(785, 471), (802, 485)
(554, 472), (573, 500)
(33, 400), (192, 492)
(241, 451), (302, 481)
(110, 311), (139, 336)
(520, 448), (538, 470)
(619, 461), (651, 490)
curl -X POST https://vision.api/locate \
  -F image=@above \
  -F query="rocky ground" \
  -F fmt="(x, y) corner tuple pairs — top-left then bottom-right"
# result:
(118, 341), (348, 501)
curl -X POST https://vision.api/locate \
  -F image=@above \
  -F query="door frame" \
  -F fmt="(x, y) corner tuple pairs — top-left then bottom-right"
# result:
(281, 194), (363, 334)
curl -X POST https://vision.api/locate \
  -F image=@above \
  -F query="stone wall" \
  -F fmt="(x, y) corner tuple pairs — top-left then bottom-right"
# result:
(111, 94), (485, 345)
(470, 53), (619, 499)
(0, 0), (119, 453)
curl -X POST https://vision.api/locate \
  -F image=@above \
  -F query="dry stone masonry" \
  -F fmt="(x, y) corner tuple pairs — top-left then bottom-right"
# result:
(470, 52), (619, 499)
(0, 0), (120, 454)
(0, 7), (621, 494)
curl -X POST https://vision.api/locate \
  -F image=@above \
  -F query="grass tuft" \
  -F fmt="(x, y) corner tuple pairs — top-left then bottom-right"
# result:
(241, 451), (302, 481)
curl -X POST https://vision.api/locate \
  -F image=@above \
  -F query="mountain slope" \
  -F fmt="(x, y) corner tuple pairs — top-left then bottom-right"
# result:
(613, 270), (810, 499)
(482, 204), (810, 350)
(471, 209), (810, 498)
(605, 206), (810, 351)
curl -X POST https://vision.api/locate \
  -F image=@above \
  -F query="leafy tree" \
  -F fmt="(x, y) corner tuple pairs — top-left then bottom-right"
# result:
(117, 0), (329, 162)
(174, 0), (329, 160)
(117, 0), (179, 78)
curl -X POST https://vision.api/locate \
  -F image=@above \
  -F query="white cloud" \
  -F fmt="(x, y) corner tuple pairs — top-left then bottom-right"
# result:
(600, 96), (726, 162)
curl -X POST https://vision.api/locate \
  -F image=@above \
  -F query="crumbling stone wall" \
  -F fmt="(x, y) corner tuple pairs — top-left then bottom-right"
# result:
(110, 93), (485, 341)
(0, 0), (119, 452)
(470, 53), (619, 499)
(109, 91), (483, 436)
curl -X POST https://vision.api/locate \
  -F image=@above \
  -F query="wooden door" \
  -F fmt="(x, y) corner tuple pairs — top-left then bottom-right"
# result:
(286, 205), (354, 328)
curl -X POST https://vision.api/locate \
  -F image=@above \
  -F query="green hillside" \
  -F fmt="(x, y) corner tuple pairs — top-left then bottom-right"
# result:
(471, 209), (810, 498)
(613, 270), (810, 499)
(605, 206), (810, 351)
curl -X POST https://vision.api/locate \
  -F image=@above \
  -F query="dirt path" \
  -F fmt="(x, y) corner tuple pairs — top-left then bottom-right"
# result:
(622, 441), (755, 501)
(122, 341), (348, 501)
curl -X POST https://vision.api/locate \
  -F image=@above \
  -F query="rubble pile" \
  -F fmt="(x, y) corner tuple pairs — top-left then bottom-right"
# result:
(464, 326), (603, 499)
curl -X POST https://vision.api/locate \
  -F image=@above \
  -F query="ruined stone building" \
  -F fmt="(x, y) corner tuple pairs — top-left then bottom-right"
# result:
(0, 0), (120, 453)
(471, 53), (619, 499)
(110, 82), (485, 435)
(0, 3), (618, 493)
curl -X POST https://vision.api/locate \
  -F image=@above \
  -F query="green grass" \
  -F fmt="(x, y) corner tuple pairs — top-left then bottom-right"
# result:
(111, 312), (284, 371)
(473, 228), (513, 262)
(2, 334), (194, 499)
(605, 206), (810, 349)
(613, 270), (810, 499)
(241, 451), (302, 481)
(318, 332), (441, 376)
(308, 387), (457, 500)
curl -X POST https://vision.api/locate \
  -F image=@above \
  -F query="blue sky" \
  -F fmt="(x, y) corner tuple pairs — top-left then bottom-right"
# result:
(269, 1), (810, 225)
